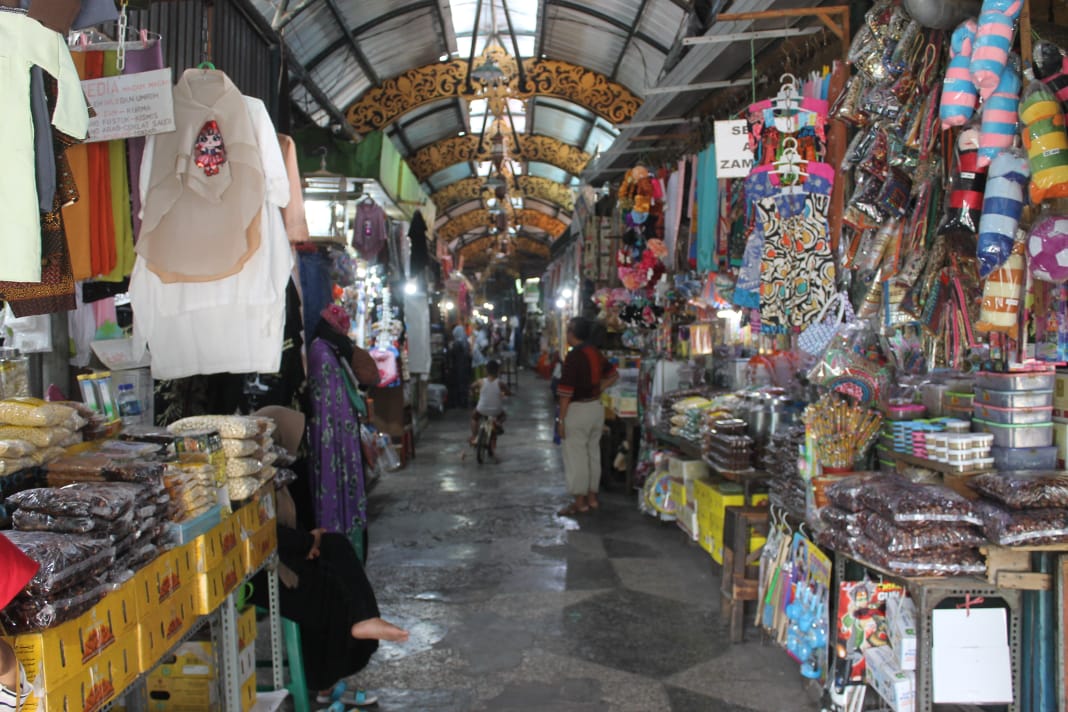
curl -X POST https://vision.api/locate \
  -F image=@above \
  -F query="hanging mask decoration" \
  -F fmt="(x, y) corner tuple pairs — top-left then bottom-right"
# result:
(194, 120), (227, 176)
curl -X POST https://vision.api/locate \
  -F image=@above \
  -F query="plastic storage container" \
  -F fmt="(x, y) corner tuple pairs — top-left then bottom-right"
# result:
(991, 446), (1059, 471)
(0, 347), (29, 399)
(944, 391), (975, 408)
(972, 386), (1054, 409)
(975, 370), (1056, 392)
(972, 419), (1055, 448)
(972, 403), (1054, 425)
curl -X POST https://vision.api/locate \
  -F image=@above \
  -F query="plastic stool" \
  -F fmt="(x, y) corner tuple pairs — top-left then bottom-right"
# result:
(257, 613), (310, 712)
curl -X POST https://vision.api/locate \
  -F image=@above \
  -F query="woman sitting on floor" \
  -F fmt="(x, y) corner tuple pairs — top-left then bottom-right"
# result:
(251, 406), (408, 708)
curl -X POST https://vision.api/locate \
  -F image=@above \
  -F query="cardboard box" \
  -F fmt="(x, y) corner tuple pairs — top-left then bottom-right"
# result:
(20, 634), (139, 712)
(691, 482), (767, 564)
(240, 672), (257, 712)
(149, 641), (215, 680)
(668, 476), (687, 511)
(3, 581), (139, 691)
(865, 645), (915, 712)
(191, 515), (242, 573)
(135, 543), (195, 616)
(886, 593), (918, 671)
(237, 606), (257, 653)
(675, 502), (698, 541)
(146, 674), (218, 710)
(932, 607), (1013, 704)
(138, 587), (199, 673)
(668, 457), (709, 481)
(243, 521), (278, 573)
(194, 548), (245, 615)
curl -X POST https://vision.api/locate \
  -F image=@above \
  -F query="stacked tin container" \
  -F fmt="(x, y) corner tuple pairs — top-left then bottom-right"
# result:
(971, 369), (1059, 470)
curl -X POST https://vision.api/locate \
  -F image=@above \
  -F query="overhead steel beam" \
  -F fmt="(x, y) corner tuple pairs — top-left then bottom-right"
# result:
(682, 26), (821, 45)
(610, 0), (651, 82)
(643, 78), (752, 94)
(321, 0), (379, 85)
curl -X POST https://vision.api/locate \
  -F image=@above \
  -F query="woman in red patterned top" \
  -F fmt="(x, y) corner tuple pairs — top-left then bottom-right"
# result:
(556, 317), (618, 516)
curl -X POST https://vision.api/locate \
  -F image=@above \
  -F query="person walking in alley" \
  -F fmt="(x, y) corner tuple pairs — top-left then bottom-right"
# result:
(555, 317), (618, 515)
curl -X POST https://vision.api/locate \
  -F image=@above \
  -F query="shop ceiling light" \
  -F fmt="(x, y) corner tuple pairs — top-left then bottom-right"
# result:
(555, 297), (567, 309)
(561, 288), (573, 299)
(404, 280), (418, 295)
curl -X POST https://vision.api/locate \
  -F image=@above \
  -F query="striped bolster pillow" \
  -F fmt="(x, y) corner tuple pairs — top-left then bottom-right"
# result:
(971, 0), (1023, 100)
(978, 150), (1029, 277)
(941, 19), (980, 128)
(978, 54), (1022, 168)
(1020, 82), (1068, 205)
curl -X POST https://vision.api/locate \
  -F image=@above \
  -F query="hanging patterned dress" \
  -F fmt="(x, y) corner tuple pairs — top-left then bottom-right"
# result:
(747, 162), (837, 334)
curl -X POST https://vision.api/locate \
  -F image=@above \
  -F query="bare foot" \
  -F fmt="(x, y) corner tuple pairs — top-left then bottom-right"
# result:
(351, 617), (410, 642)
(587, 494), (600, 510)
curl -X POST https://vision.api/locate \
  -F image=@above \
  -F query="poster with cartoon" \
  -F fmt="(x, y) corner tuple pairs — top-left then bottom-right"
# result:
(836, 579), (903, 682)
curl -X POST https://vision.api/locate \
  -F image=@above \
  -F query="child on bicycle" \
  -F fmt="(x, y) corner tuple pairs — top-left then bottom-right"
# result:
(470, 360), (509, 445)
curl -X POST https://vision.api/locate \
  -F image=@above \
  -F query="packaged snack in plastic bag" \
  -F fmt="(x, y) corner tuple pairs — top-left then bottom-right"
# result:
(819, 506), (865, 537)
(863, 512), (985, 554)
(0, 398), (76, 427)
(826, 472), (898, 512)
(0, 582), (107, 633)
(220, 438), (260, 458)
(7, 483), (135, 520)
(941, 18), (980, 127)
(0, 531), (114, 596)
(881, 548), (987, 577)
(969, 471), (1068, 508)
(169, 415), (267, 439)
(977, 236), (1025, 335)
(227, 476), (260, 501)
(978, 150), (1030, 277)
(0, 457), (34, 476)
(1020, 81), (1068, 205)
(859, 480), (983, 526)
(12, 510), (97, 534)
(224, 457), (263, 479)
(978, 500), (1068, 545)
(0, 425), (73, 448)
(0, 439), (35, 458)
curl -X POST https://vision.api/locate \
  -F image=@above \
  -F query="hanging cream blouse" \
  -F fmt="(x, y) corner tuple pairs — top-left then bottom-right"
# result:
(136, 68), (264, 281)
(0, 12), (89, 283)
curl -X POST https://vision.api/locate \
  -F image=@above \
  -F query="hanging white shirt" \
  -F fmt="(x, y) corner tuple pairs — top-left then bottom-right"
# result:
(0, 13), (89, 282)
(130, 96), (293, 380)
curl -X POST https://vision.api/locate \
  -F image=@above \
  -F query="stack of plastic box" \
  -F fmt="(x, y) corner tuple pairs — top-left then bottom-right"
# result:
(972, 370), (1058, 470)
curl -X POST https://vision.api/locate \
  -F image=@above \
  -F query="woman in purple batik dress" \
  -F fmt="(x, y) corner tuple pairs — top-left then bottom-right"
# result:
(307, 304), (371, 560)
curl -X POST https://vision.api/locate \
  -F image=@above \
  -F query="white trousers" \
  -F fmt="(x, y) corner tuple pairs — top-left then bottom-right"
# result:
(562, 400), (605, 496)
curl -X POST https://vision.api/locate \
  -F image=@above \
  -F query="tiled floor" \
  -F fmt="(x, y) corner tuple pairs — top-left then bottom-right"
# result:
(326, 371), (821, 711)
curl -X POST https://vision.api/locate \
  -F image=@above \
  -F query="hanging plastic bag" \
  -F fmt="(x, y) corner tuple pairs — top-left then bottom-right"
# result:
(798, 293), (856, 357)
(978, 149), (1030, 276)
(939, 123), (988, 236)
(1020, 81), (1068, 205)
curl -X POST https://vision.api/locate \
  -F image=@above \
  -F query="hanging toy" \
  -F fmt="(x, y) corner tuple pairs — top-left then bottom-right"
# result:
(1028, 207), (1068, 283)
(941, 19), (980, 128)
(193, 120), (227, 176)
(970, 0), (1024, 101)
(978, 149), (1030, 277)
(1020, 81), (1068, 205)
(1033, 41), (1068, 115)
(978, 54), (1022, 167)
(938, 123), (987, 236)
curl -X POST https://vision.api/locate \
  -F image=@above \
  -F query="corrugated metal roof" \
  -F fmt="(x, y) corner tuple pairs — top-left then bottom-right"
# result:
(358, 9), (443, 80)
(542, 5), (626, 78)
(427, 162), (476, 189)
(400, 102), (467, 149)
(285, 3), (344, 61)
(527, 162), (571, 184)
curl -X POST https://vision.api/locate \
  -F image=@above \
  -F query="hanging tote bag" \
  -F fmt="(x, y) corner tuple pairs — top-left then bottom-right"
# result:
(798, 292), (855, 356)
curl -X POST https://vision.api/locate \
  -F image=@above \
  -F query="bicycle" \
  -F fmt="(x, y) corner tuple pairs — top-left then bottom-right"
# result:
(472, 413), (500, 464)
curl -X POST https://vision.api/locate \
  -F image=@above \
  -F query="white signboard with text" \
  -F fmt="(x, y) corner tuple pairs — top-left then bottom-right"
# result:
(82, 68), (175, 143)
(714, 119), (754, 178)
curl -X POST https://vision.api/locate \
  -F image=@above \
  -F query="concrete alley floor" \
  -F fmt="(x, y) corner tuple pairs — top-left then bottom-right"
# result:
(351, 371), (821, 712)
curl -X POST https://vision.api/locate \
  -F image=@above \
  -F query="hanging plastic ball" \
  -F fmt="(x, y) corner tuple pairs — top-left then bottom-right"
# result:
(1027, 211), (1068, 282)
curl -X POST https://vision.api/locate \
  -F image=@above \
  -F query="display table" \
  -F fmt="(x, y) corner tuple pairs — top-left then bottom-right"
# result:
(5, 494), (284, 712)
(650, 427), (702, 459)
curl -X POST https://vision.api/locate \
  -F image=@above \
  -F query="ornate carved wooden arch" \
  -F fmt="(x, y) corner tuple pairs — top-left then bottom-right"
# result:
(432, 176), (575, 213)
(344, 58), (641, 136)
(408, 134), (591, 184)
(459, 234), (551, 262)
(437, 209), (568, 243)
